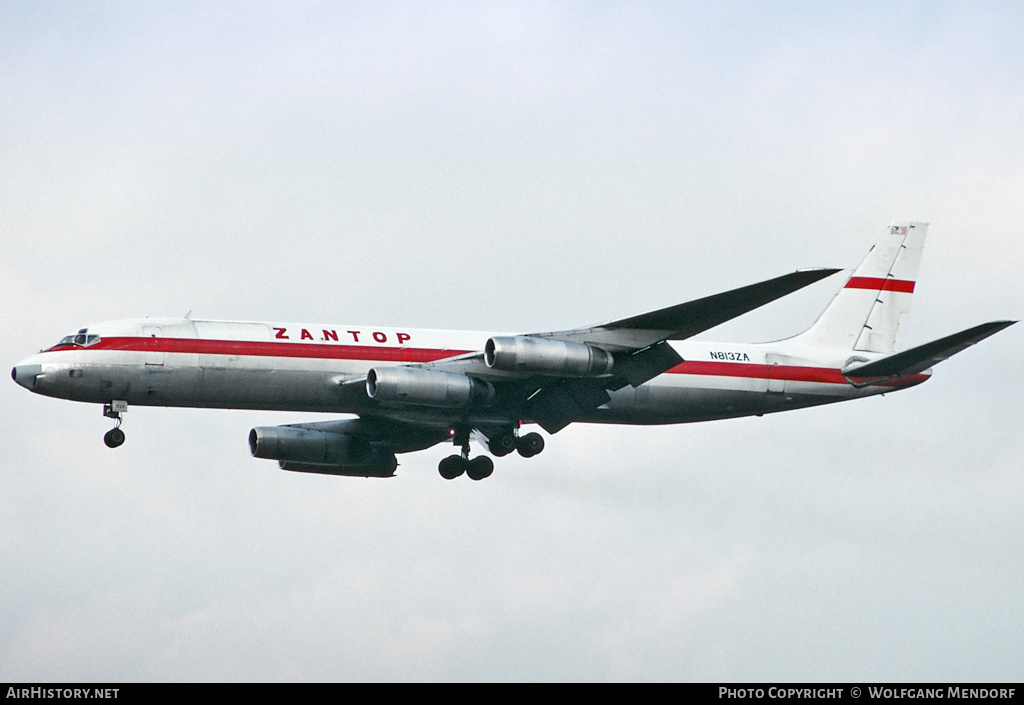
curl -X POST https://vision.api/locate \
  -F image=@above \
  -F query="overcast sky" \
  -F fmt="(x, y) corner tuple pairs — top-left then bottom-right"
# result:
(2, 1), (1022, 682)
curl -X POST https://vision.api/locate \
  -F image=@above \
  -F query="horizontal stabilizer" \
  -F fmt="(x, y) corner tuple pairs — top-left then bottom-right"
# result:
(844, 320), (1016, 378)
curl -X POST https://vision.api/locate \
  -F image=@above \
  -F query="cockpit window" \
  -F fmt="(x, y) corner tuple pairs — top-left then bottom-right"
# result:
(56, 329), (100, 347)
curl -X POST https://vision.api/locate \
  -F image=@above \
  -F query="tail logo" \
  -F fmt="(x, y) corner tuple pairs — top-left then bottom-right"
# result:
(890, 226), (908, 235)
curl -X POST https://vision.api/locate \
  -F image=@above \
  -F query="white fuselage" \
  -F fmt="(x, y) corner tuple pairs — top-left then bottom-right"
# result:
(12, 317), (929, 430)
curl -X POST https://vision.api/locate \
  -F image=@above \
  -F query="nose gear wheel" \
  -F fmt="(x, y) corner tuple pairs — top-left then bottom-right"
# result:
(102, 400), (128, 449)
(103, 427), (125, 448)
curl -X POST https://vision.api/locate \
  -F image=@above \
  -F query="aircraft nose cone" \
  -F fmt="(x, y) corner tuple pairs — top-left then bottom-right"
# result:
(12, 364), (42, 390)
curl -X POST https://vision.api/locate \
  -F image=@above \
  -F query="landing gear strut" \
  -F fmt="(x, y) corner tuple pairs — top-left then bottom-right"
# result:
(103, 400), (127, 448)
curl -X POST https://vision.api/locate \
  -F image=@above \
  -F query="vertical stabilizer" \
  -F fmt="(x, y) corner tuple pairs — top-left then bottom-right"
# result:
(796, 221), (928, 353)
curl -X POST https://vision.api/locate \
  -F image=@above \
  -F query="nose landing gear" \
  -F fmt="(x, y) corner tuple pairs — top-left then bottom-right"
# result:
(103, 400), (127, 448)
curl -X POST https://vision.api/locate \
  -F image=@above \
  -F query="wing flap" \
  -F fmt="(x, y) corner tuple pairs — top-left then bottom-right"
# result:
(614, 340), (685, 387)
(528, 381), (612, 434)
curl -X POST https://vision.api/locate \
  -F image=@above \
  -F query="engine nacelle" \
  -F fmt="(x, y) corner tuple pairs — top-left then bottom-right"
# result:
(279, 450), (398, 478)
(249, 425), (371, 466)
(366, 367), (494, 407)
(484, 336), (614, 376)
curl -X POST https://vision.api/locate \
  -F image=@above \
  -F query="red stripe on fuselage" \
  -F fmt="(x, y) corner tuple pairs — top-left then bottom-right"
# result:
(72, 336), (470, 364)
(844, 277), (915, 293)
(51, 336), (928, 388)
(666, 360), (848, 384)
(664, 360), (925, 387)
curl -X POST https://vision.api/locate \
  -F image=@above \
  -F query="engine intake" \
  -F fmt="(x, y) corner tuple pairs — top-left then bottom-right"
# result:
(484, 336), (614, 376)
(249, 426), (371, 466)
(366, 367), (494, 407)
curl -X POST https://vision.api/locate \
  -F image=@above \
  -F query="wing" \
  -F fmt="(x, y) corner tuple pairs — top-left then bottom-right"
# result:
(530, 268), (841, 350)
(367, 268), (841, 433)
(414, 267), (840, 376)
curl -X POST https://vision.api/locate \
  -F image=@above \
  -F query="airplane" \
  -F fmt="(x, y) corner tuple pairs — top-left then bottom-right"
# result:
(11, 221), (1015, 481)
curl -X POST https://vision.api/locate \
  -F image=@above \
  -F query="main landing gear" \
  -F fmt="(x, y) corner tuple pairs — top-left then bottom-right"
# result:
(438, 426), (545, 481)
(102, 400), (127, 448)
(439, 453), (493, 481)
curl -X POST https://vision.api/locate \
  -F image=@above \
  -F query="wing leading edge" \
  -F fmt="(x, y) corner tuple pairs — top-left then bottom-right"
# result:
(531, 268), (842, 351)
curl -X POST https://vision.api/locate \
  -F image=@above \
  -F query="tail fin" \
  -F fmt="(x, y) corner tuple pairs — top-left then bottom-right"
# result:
(796, 221), (928, 352)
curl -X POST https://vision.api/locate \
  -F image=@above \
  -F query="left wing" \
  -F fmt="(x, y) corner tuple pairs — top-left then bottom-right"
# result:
(413, 267), (840, 378)
(530, 268), (841, 351)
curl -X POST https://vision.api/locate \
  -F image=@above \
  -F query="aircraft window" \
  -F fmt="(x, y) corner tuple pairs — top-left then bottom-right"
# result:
(58, 332), (100, 347)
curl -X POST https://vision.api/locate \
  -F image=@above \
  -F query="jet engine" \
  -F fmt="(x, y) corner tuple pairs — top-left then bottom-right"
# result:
(249, 425), (396, 477)
(278, 452), (398, 478)
(484, 336), (614, 376)
(366, 367), (495, 407)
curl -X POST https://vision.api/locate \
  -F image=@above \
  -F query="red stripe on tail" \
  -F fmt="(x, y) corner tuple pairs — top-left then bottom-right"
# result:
(844, 277), (915, 293)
